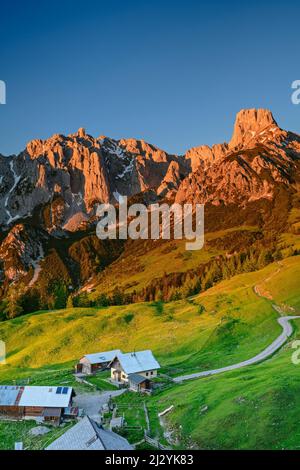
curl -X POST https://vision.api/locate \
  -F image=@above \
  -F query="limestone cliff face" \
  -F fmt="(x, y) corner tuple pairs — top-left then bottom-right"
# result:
(0, 130), (188, 231)
(175, 108), (300, 206)
(2, 108), (297, 232)
(175, 148), (295, 206)
(185, 143), (229, 172)
(229, 108), (279, 149)
(157, 160), (182, 198)
(0, 108), (300, 288)
(0, 224), (46, 282)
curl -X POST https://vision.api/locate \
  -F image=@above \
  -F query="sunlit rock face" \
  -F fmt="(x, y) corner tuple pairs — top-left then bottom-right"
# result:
(0, 109), (299, 287)
(0, 129), (189, 231)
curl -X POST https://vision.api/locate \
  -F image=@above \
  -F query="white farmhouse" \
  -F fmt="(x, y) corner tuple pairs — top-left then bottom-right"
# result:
(110, 350), (160, 383)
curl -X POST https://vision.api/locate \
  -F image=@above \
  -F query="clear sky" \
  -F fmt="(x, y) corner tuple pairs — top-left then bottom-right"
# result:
(0, 0), (300, 156)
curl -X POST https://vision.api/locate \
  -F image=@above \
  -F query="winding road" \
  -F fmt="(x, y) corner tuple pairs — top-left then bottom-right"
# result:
(174, 314), (299, 382)
(173, 270), (300, 383)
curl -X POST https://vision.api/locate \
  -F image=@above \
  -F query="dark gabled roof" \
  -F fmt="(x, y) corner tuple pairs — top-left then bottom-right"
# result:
(128, 373), (150, 385)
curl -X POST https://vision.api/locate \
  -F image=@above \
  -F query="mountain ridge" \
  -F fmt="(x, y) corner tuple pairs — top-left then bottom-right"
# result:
(0, 108), (300, 315)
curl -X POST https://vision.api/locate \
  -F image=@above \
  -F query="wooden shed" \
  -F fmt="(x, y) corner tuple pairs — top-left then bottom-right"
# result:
(128, 374), (152, 393)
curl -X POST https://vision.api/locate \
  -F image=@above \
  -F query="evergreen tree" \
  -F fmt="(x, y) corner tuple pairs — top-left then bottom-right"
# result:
(96, 293), (110, 307)
(111, 287), (124, 305)
(66, 296), (74, 309)
(4, 284), (25, 319)
(53, 282), (68, 309)
(77, 291), (90, 307)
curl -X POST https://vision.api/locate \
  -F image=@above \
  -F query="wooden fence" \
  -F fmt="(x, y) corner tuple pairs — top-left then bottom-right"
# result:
(144, 434), (170, 450)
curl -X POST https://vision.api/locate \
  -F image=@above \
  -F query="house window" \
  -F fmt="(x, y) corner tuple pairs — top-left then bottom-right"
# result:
(150, 371), (153, 375)
(146, 372), (149, 376)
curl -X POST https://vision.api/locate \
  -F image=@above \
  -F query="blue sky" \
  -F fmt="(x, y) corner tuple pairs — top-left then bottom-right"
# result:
(0, 0), (299, 156)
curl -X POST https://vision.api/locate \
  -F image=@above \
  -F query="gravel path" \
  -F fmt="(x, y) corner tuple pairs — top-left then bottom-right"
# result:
(73, 389), (125, 422)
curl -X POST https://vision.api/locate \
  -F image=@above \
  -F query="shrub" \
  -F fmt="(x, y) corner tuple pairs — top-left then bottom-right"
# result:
(123, 313), (134, 324)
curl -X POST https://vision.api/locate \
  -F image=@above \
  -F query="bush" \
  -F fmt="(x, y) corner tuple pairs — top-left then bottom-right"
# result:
(198, 304), (206, 314)
(151, 301), (164, 316)
(123, 313), (134, 324)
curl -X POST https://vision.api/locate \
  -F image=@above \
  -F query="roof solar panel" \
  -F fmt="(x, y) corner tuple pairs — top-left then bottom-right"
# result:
(62, 387), (68, 394)
(56, 387), (62, 394)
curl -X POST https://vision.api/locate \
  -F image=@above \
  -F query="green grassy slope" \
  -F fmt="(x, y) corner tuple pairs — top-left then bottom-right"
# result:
(0, 420), (75, 450)
(0, 256), (299, 450)
(259, 256), (300, 310)
(146, 323), (300, 449)
(113, 256), (300, 449)
(0, 257), (299, 383)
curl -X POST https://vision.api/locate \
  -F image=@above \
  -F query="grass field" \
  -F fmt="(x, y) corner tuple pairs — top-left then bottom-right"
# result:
(258, 256), (300, 310)
(0, 257), (293, 381)
(85, 370), (117, 391)
(0, 420), (75, 450)
(0, 256), (299, 450)
(111, 256), (300, 449)
(114, 325), (300, 449)
(143, 323), (300, 450)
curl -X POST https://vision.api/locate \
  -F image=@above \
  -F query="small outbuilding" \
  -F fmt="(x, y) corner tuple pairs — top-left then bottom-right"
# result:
(128, 373), (152, 393)
(75, 349), (122, 375)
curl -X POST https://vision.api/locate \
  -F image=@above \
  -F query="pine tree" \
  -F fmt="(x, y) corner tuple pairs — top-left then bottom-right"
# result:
(96, 293), (110, 307)
(4, 284), (25, 319)
(66, 296), (74, 309)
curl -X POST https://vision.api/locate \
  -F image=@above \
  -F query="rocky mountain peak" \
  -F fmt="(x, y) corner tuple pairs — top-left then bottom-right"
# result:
(76, 127), (86, 138)
(0, 108), (298, 234)
(229, 108), (279, 149)
(0, 108), (300, 298)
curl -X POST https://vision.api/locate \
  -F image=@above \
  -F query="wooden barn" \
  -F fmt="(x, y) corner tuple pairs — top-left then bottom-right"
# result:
(75, 349), (122, 375)
(0, 385), (77, 426)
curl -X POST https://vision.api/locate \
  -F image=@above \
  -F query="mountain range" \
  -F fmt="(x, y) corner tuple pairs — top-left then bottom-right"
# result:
(0, 108), (299, 313)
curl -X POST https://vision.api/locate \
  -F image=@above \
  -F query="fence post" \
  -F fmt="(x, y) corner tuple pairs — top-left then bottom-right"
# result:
(143, 401), (150, 434)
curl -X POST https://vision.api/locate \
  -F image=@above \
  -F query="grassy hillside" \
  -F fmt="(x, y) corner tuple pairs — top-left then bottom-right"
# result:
(258, 256), (300, 310)
(0, 256), (299, 450)
(87, 225), (261, 297)
(112, 256), (300, 450)
(143, 323), (300, 449)
(0, 420), (75, 450)
(1, 257), (299, 383)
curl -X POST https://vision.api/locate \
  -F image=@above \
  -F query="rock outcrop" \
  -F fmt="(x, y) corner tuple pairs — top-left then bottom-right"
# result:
(0, 108), (299, 292)
(229, 108), (279, 149)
